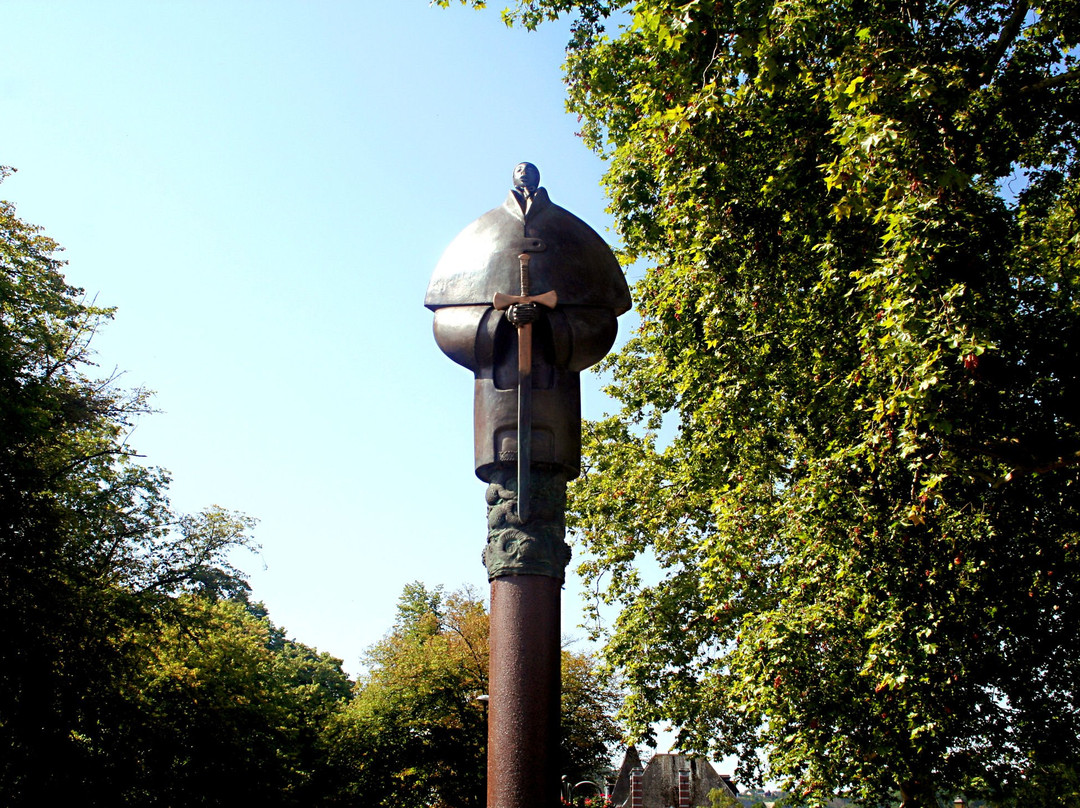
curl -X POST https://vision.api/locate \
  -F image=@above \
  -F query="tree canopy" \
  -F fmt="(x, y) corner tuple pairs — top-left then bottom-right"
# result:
(127, 594), (353, 806)
(323, 582), (624, 807)
(435, 1), (1080, 805)
(0, 167), (355, 806)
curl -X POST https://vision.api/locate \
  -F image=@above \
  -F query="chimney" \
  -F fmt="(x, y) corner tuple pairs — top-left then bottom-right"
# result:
(630, 767), (644, 808)
(678, 768), (692, 808)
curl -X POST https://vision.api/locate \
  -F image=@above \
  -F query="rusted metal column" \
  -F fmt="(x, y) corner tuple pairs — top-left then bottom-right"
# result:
(483, 467), (568, 808)
(487, 574), (562, 808)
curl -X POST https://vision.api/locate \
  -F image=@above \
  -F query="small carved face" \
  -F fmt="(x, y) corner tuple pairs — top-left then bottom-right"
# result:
(513, 162), (540, 193)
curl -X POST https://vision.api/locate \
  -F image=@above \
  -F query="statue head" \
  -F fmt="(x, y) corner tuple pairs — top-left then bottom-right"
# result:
(513, 162), (540, 195)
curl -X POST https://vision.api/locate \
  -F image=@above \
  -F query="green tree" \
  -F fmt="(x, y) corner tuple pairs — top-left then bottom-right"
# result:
(323, 582), (623, 806)
(433, 3), (1080, 806)
(562, 648), (624, 784)
(128, 595), (352, 807)
(322, 584), (490, 807)
(0, 167), (261, 804)
(711, 789), (744, 808)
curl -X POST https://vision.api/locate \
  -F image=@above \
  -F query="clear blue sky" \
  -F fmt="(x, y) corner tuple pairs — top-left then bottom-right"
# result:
(3, 2), (637, 677)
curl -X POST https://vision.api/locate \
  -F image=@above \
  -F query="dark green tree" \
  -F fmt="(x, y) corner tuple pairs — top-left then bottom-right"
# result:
(0, 168), (261, 805)
(562, 648), (624, 784)
(128, 595), (352, 807)
(431, 3), (1080, 806)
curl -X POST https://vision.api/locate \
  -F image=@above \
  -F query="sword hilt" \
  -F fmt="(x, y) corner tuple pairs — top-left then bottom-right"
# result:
(519, 252), (530, 296)
(493, 253), (557, 315)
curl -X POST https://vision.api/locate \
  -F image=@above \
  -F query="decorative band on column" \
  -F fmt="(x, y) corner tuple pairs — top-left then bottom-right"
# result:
(483, 466), (570, 580)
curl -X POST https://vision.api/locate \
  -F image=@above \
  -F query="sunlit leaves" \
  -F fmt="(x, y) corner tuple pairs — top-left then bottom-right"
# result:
(444, 0), (1080, 804)
(325, 583), (623, 806)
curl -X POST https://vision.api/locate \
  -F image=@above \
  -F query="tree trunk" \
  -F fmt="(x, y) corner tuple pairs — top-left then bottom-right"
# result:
(898, 778), (938, 808)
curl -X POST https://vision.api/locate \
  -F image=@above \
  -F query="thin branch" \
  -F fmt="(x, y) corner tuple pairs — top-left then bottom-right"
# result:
(701, 34), (722, 88)
(979, 0), (1030, 86)
(50, 446), (140, 480)
(997, 448), (1080, 487)
(941, 0), (966, 23)
(1019, 66), (1080, 94)
(444, 619), (487, 685)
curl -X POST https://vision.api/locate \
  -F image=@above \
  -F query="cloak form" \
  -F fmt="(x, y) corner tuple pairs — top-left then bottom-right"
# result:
(426, 187), (632, 481)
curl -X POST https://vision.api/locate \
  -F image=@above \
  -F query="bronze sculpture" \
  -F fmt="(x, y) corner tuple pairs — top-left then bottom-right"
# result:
(427, 163), (630, 531)
(426, 163), (631, 808)
(426, 162), (630, 482)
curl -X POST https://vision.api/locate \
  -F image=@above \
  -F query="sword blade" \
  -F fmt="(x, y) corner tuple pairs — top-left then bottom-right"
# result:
(517, 320), (532, 523)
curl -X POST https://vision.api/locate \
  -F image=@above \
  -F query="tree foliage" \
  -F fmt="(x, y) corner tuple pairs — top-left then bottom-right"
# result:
(563, 646), (626, 784)
(435, 2), (1080, 805)
(0, 167), (309, 804)
(127, 595), (352, 807)
(323, 582), (624, 807)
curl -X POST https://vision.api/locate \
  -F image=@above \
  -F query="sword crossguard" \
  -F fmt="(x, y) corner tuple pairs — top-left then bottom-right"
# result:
(492, 289), (558, 312)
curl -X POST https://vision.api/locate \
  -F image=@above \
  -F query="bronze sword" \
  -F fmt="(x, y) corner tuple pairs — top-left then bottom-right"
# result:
(493, 253), (557, 522)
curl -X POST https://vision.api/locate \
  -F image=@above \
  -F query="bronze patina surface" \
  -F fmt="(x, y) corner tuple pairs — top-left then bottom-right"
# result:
(426, 162), (631, 486)
(427, 164), (631, 808)
(484, 467), (569, 580)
